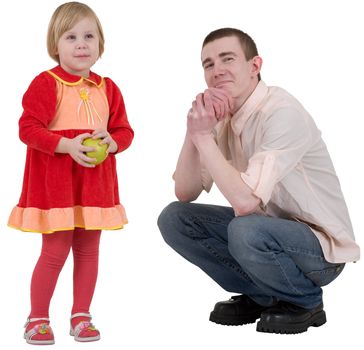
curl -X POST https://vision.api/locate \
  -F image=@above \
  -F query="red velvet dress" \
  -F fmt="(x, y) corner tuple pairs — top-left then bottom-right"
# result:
(8, 66), (134, 233)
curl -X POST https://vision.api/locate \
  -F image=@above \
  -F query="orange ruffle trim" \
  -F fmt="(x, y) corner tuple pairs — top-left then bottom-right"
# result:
(8, 205), (128, 234)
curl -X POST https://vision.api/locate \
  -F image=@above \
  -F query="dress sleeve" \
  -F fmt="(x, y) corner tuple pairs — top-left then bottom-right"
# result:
(104, 78), (134, 153)
(240, 107), (316, 205)
(19, 72), (62, 155)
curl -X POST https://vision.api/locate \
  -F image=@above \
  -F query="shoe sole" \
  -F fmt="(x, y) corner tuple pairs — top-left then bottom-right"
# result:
(24, 336), (55, 345)
(74, 335), (100, 342)
(69, 330), (100, 342)
(209, 311), (261, 326)
(256, 310), (326, 334)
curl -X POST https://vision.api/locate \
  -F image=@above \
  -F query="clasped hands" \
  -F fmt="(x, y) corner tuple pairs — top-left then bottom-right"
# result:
(187, 88), (233, 142)
(64, 128), (117, 168)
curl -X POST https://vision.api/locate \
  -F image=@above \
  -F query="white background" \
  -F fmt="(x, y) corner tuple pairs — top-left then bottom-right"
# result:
(0, 0), (363, 349)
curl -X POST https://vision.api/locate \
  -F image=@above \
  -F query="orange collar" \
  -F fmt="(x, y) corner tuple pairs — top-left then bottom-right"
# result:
(47, 65), (103, 87)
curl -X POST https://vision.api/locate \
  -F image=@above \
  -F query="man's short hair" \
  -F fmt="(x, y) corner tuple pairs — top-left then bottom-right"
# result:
(202, 28), (259, 60)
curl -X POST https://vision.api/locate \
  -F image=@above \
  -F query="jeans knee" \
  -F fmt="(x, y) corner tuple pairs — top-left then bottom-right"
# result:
(158, 201), (188, 243)
(158, 201), (179, 231)
(227, 215), (264, 262)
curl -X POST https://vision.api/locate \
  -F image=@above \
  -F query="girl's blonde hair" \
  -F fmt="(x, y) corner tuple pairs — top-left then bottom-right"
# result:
(47, 2), (105, 63)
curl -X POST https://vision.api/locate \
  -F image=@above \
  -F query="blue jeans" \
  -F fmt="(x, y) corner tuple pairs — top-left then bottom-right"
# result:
(157, 201), (344, 309)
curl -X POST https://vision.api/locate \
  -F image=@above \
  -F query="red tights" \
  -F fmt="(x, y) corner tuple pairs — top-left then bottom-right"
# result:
(29, 229), (101, 320)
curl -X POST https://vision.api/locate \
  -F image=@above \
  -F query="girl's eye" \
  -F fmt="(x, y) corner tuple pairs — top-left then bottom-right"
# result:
(86, 34), (94, 39)
(66, 35), (76, 40)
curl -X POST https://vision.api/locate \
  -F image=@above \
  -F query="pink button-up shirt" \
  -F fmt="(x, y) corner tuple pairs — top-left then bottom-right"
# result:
(202, 81), (359, 263)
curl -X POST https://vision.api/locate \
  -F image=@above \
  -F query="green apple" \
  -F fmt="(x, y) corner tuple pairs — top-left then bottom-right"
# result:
(82, 137), (109, 165)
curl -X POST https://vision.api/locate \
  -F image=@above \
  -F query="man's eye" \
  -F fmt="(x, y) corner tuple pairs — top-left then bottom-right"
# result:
(223, 57), (234, 62)
(204, 63), (213, 70)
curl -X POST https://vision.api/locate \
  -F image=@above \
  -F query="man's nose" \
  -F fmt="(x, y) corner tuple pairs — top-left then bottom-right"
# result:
(213, 62), (225, 77)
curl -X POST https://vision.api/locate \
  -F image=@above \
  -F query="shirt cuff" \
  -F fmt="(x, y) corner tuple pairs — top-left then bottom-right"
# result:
(240, 153), (277, 206)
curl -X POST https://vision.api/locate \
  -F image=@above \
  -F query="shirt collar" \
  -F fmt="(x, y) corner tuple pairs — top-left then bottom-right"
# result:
(230, 80), (268, 135)
(47, 65), (103, 87)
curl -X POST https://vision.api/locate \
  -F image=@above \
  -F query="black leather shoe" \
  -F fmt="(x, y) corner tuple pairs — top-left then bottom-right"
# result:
(257, 301), (326, 334)
(209, 295), (269, 326)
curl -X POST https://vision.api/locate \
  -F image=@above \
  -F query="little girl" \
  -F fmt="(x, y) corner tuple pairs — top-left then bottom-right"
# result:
(8, 2), (134, 345)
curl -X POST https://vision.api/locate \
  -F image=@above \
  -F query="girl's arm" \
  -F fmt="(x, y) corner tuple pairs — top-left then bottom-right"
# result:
(19, 72), (62, 155)
(104, 78), (134, 153)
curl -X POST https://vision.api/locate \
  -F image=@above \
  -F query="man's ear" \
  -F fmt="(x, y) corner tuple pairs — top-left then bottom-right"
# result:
(251, 56), (263, 77)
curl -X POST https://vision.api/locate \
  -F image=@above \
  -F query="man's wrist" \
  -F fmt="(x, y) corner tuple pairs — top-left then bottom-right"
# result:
(191, 132), (215, 150)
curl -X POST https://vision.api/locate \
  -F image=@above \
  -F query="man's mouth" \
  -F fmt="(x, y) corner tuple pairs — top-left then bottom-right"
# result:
(215, 81), (232, 88)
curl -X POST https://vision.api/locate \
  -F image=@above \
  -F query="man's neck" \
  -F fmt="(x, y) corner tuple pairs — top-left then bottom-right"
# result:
(232, 80), (260, 114)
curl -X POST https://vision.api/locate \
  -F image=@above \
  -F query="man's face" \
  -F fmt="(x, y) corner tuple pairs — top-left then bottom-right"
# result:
(201, 36), (261, 112)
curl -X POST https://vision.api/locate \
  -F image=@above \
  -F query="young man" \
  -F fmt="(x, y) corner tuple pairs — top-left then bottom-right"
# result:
(157, 28), (360, 334)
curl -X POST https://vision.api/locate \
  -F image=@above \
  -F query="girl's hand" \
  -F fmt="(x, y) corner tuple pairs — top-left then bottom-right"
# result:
(91, 129), (118, 153)
(61, 133), (97, 168)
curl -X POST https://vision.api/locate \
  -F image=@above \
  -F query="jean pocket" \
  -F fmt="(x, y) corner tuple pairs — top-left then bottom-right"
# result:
(305, 263), (345, 287)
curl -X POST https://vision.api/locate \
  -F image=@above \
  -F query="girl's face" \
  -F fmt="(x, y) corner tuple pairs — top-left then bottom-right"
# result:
(57, 17), (100, 77)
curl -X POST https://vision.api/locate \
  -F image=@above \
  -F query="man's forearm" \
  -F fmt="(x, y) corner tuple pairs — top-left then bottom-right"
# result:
(174, 133), (204, 201)
(193, 133), (260, 215)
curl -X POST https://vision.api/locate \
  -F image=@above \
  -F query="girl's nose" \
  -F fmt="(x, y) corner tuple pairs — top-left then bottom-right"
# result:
(76, 40), (87, 49)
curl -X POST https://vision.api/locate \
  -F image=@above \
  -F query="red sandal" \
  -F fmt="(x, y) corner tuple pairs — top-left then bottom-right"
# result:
(24, 318), (55, 345)
(69, 313), (100, 342)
